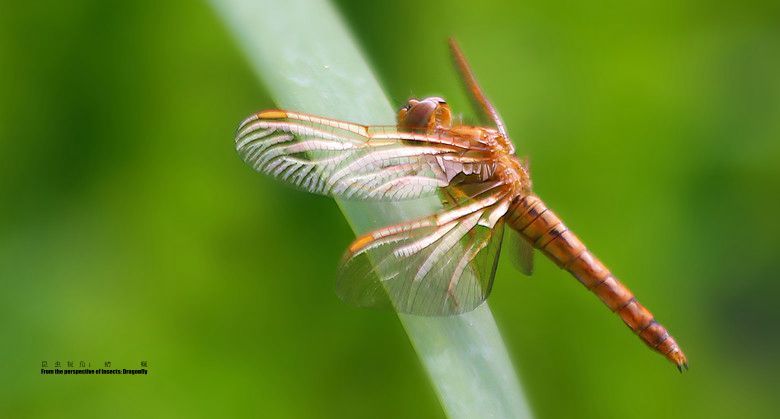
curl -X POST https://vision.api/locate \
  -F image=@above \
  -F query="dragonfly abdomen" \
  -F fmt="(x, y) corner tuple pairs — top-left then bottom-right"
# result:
(507, 194), (688, 371)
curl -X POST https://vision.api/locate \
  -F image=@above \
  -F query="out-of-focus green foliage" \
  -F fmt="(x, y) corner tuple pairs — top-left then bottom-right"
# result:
(1, 1), (778, 418)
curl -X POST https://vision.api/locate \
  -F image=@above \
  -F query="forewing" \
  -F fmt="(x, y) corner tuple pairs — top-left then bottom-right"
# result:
(235, 110), (484, 200)
(336, 184), (511, 316)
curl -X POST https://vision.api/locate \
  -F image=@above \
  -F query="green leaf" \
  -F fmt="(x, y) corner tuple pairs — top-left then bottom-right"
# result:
(210, 1), (533, 417)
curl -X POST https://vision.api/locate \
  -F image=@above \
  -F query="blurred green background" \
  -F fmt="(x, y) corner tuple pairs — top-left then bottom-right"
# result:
(1, 0), (779, 418)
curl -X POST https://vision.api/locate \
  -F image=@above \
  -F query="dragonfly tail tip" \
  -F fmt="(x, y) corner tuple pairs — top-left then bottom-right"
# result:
(675, 361), (689, 373)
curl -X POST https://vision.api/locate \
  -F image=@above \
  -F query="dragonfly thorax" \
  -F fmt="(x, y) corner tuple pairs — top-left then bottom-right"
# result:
(502, 154), (532, 196)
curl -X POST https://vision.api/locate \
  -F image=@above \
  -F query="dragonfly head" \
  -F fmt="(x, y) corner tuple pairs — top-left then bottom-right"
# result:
(397, 97), (452, 133)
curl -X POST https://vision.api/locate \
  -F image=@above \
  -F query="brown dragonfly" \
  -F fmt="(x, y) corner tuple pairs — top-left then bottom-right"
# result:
(235, 39), (688, 371)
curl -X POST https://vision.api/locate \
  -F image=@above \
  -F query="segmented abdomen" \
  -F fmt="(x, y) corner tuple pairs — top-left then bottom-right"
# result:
(506, 194), (688, 370)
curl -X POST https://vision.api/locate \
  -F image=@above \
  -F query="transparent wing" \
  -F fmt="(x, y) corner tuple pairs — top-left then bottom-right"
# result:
(336, 182), (512, 316)
(507, 229), (535, 276)
(235, 110), (491, 200)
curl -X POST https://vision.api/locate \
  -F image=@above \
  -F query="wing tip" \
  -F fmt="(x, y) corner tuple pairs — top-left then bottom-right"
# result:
(237, 110), (289, 132)
(348, 233), (375, 254)
(257, 110), (288, 120)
